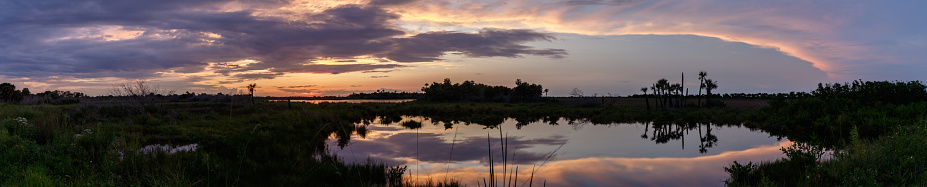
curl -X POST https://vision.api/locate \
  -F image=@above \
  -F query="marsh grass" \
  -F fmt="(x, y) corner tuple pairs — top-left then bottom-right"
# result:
(0, 102), (406, 186)
(726, 125), (927, 186)
(2, 99), (754, 186)
(476, 127), (563, 187)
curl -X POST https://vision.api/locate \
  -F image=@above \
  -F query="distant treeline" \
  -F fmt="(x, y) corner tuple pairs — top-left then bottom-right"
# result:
(628, 92), (813, 99)
(347, 90), (423, 99)
(758, 80), (927, 144)
(420, 78), (545, 102)
(1, 82), (86, 104)
(727, 82), (927, 186)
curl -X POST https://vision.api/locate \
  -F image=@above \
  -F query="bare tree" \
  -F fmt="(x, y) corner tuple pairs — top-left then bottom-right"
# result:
(111, 81), (175, 112)
(570, 88), (584, 97)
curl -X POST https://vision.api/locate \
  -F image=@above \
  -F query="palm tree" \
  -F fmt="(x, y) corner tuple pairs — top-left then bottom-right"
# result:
(656, 79), (670, 108)
(703, 79), (718, 107)
(641, 87), (650, 110)
(650, 85), (658, 108)
(698, 71), (707, 106)
(247, 83), (257, 105)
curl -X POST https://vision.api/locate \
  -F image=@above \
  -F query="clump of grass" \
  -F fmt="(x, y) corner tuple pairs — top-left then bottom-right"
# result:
(726, 125), (927, 186)
(479, 127), (563, 187)
(402, 178), (463, 187)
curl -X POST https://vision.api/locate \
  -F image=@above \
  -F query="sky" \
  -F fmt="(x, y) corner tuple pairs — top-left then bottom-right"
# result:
(1, 0), (925, 96)
(329, 116), (790, 186)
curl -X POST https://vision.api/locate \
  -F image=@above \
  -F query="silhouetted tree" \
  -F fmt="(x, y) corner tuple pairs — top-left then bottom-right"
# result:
(21, 88), (30, 96)
(421, 78), (542, 102)
(0, 83), (14, 102)
(570, 88), (584, 97)
(641, 87), (650, 110)
(247, 83), (257, 105)
(697, 71), (707, 106)
(512, 79), (544, 102)
(655, 79), (670, 108)
(704, 79), (718, 107)
(651, 85), (658, 108)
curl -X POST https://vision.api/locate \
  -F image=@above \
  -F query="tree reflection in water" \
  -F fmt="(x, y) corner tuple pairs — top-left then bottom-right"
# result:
(641, 122), (720, 153)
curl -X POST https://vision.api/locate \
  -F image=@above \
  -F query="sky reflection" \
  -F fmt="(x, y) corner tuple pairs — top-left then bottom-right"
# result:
(327, 117), (788, 187)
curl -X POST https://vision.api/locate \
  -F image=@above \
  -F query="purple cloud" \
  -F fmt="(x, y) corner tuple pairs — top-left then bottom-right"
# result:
(0, 0), (566, 81)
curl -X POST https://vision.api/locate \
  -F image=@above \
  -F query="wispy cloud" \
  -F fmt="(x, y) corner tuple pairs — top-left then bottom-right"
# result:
(0, 0), (567, 81)
(384, 0), (924, 79)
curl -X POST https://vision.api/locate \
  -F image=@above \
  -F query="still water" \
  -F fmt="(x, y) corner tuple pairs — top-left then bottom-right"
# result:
(327, 116), (789, 187)
(273, 99), (415, 104)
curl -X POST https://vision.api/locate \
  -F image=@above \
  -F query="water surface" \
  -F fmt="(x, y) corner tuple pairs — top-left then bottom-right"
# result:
(272, 99), (415, 104)
(328, 117), (788, 187)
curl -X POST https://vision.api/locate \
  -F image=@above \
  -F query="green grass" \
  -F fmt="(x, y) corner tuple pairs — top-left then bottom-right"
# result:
(0, 99), (761, 186)
(726, 98), (927, 187)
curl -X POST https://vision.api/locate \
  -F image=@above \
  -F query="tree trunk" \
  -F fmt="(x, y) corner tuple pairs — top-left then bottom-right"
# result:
(705, 90), (711, 107)
(644, 94), (650, 110)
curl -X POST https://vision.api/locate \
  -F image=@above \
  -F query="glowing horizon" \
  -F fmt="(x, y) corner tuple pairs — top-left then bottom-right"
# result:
(1, 0), (924, 96)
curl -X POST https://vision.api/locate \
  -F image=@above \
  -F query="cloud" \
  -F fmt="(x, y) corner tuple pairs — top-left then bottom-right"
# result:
(0, 0), (567, 81)
(233, 72), (285, 80)
(333, 131), (567, 166)
(278, 88), (317, 94)
(369, 76), (389, 78)
(362, 70), (397, 73)
(380, 28), (568, 62)
(276, 85), (317, 88)
(564, 0), (637, 6)
(383, 0), (925, 80)
(368, 0), (417, 6)
(287, 63), (407, 75)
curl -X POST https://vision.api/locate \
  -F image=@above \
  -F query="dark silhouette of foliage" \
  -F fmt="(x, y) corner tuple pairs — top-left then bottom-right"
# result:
(811, 80), (927, 105)
(247, 83), (256, 105)
(0, 83), (14, 102)
(0, 83), (29, 103)
(420, 78), (544, 102)
(703, 79), (718, 107)
(698, 71), (706, 106)
(641, 87), (650, 110)
(758, 80), (927, 146)
(347, 90), (423, 99)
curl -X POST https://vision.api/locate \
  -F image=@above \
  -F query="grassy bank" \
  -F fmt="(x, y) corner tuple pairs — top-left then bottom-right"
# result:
(0, 102), (405, 186)
(0, 98), (757, 186)
(725, 81), (927, 186)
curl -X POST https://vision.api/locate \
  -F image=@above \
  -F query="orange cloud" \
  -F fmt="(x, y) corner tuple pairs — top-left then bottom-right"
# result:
(407, 140), (791, 186)
(383, 0), (873, 79)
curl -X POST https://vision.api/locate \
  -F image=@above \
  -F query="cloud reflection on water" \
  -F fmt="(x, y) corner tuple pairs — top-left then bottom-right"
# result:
(328, 117), (788, 186)
(331, 130), (567, 166)
(416, 141), (790, 187)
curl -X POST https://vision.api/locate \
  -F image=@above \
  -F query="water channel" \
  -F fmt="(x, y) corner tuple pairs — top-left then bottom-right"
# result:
(327, 116), (789, 186)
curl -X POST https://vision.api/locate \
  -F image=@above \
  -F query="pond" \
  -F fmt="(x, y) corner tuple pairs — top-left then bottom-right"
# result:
(270, 99), (416, 104)
(327, 116), (789, 187)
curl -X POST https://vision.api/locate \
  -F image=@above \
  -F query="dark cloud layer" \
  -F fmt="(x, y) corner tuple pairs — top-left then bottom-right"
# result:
(0, 0), (566, 81)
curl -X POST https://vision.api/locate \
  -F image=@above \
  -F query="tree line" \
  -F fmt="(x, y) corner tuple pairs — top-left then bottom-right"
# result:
(1, 82), (85, 104)
(638, 71), (718, 109)
(347, 89), (423, 99)
(420, 78), (544, 102)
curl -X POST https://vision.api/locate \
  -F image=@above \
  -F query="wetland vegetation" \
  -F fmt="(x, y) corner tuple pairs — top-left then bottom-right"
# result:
(1, 79), (925, 186)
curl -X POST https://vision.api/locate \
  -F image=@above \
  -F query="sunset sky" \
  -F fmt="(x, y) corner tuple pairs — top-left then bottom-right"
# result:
(1, 0), (924, 96)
